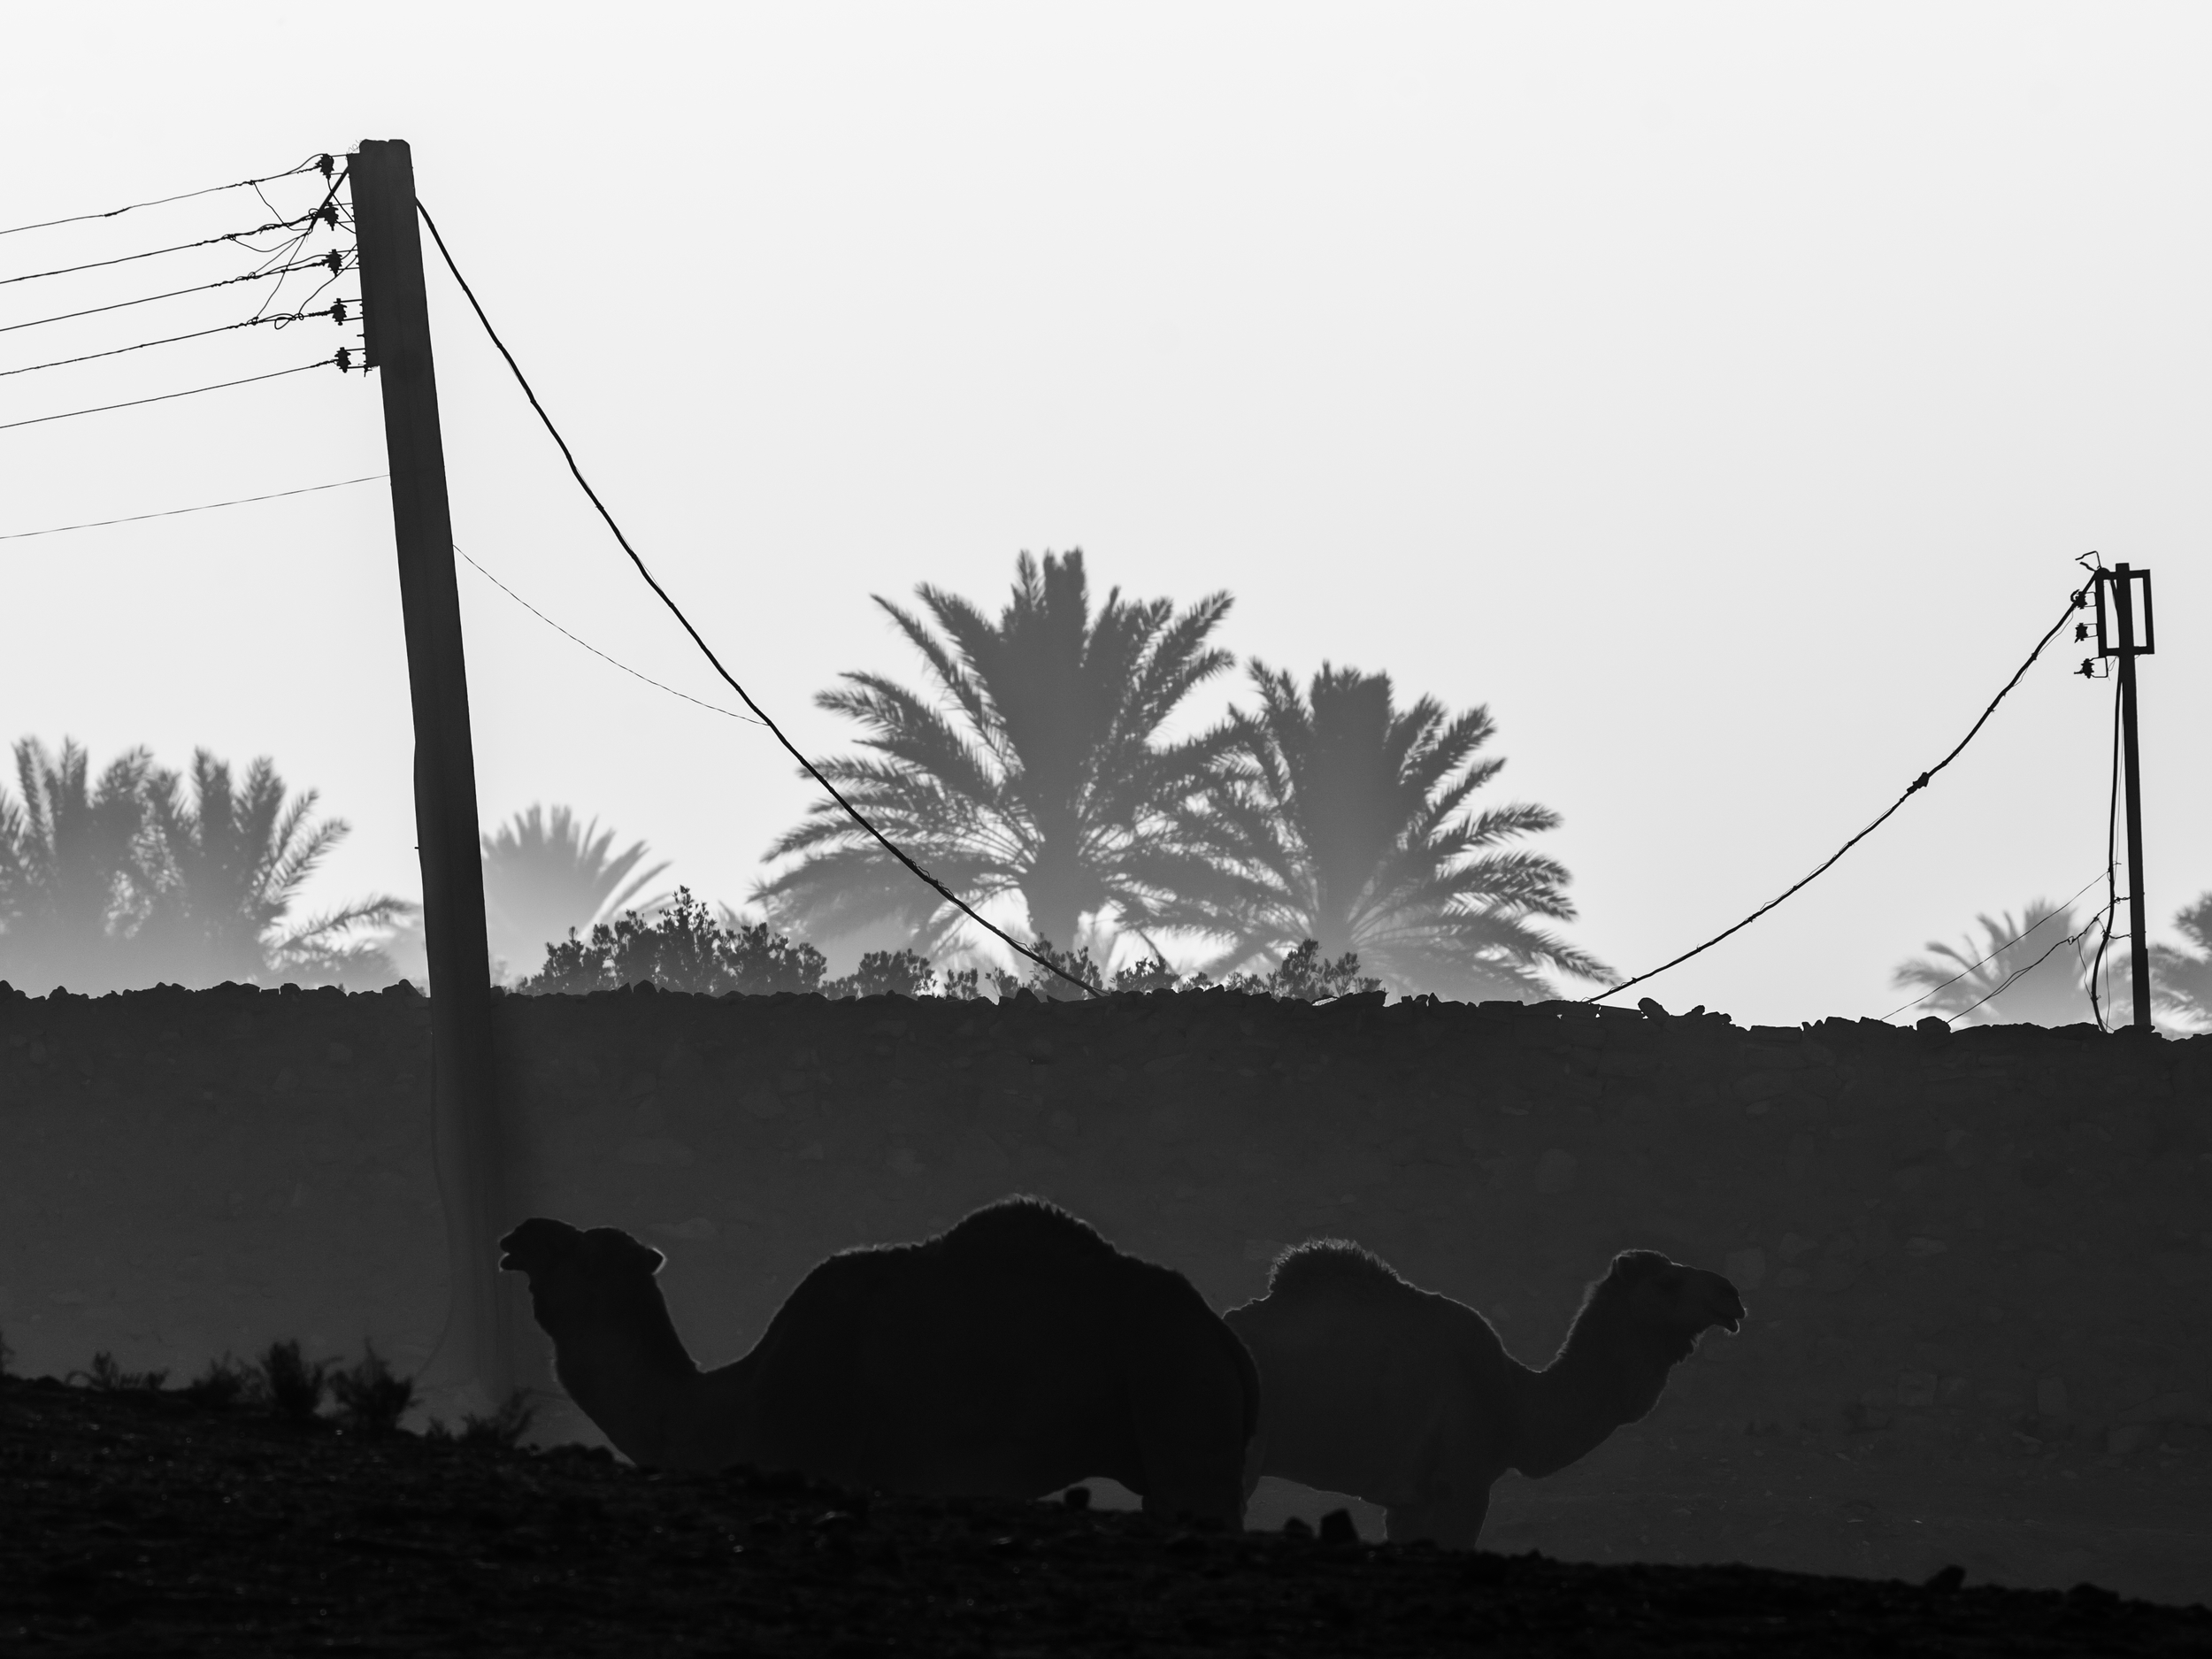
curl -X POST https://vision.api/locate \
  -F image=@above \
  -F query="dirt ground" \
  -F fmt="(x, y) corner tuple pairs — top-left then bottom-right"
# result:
(4, 1375), (2208, 1657)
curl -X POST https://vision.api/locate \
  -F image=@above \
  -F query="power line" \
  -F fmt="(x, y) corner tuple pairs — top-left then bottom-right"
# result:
(1879, 868), (2112, 1021)
(0, 157), (326, 241)
(0, 301), (352, 380)
(414, 195), (1100, 1000)
(454, 543), (769, 728)
(1947, 917), (2102, 1025)
(1589, 584), (2088, 1004)
(0, 252), (347, 338)
(0, 473), (385, 541)
(0, 211), (335, 289)
(0, 356), (347, 434)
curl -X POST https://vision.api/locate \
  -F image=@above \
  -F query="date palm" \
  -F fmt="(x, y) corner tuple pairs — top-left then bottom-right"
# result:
(1891, 900), (2091, 1026)
(480, 804), (670, 981)
(0, 737), (153, 994)
(755, 549), (1235, 956)
(1126, 662), (1609, 1001)
(135, 749), (409, 987)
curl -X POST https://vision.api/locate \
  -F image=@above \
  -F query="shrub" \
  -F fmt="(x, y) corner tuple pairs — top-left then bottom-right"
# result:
(259, 1339), (331, 1423)
(823, 949), (937, 1000)
(519, 889), (828, 997)
(73, 1351), (168, 1392)
(459, 1389), (538, 1448)
(329, 1342), (415, 1433)
(184, 1354), (260, 1409)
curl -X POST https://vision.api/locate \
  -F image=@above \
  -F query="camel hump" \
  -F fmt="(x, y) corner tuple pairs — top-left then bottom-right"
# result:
(1263, 1238), (1410, 1300)
(934, 1195), (1119, 1264)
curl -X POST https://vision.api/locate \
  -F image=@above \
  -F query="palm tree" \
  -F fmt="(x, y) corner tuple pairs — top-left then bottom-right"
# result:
(754, 549), (1236, 956)
(135, 749), (410, 987)
(1124, 662), (1610, 1001)
(1891, 900), (2093, 1026)
(0, 737), (153, 993)
(2148, 893), (2212, 1028)
(480, 804), (670, 980)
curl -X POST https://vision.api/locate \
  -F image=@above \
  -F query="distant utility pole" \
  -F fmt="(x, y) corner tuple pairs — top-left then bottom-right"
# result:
(351, 139), (513, 1398)
(2080, 561), (2157, 1033)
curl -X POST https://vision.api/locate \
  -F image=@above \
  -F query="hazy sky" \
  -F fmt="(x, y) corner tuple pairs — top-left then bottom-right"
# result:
(2, 4), (2205, 1024)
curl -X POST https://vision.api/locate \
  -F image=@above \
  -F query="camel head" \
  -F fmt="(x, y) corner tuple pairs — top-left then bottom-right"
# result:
(498, 1217), (673, 1348)
(1596, 1249), (1745, 1366)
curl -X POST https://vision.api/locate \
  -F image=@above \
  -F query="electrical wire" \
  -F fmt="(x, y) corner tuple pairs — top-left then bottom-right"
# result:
(1946, 917), (2103, 1025)
(0, 356), (345, 434)
(0, 253), (346, 337)
(454, 543), (769, 728)
(0, 211), (337, 289)
(0, 157), (326, 241)
(0, 473), (385, 541)
(0, 302), (352, 380)
(1879, 868), (2113, 1021)
(1589, 585), (2089, 1004)
(413, 196), (1100, 999)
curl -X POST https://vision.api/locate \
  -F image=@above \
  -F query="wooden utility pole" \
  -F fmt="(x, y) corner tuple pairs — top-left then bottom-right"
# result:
(2109, 565), (2154, 1032)
(2083, 561), (2158, 1033)
(350, 139), (513, 1397)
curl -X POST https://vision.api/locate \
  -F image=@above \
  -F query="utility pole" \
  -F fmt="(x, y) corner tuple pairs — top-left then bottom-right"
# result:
(350, 140), (514, 1399)
(2081, 562), (2157, 1033)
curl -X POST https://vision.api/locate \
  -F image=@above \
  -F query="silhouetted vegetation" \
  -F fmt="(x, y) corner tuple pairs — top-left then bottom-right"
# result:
(183, 1353), (259, 1409)
(0, 735), (407, 994)
(1125, 663), (1608, 1001)
(2147, 890), (2212, 1030)
(824, 948), (938, 999)
(520, 888), (829, 996)
(329, 1342), (416, 1433)
(259, 1338), (332, 1424)
(73, 1351), (169, 1391)
(1893, 899), (2093, 1026)
(481, 804), (669, 983)
(753, 549), (1239, 959)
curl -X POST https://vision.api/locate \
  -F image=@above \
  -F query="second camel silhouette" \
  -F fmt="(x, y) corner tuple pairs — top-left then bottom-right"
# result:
(501, 1196), (1258, 1525)
(1226, 1242), (1744, 1546)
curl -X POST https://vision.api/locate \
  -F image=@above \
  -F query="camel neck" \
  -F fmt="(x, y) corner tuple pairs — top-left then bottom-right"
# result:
(1507, 1309), (1673, 1479)
(547, 1288), (717, 1471)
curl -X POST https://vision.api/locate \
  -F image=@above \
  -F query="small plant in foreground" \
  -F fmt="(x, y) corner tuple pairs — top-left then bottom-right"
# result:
(184, 1353), (260, 1409)
(459, 1388), (539, 1448)
(72, 1351), (169, 1392)
(330, 1342), (416, 1433)
(259, 1339), (332, 1423)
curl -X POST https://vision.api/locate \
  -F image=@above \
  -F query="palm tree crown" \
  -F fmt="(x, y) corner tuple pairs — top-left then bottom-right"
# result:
(1126, 662), (1609, 1000)
(0, 737), (153, 993)
(481, 804), (670, 981)
(136, 750), (409, 987)
(755, 549), (1235, 955)
(1891, 900), (2093, 1026)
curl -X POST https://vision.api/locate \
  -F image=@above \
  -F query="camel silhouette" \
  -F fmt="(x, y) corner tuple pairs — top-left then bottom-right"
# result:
(500, 1196), (1258, 1525)
(1225, 1241), (1743, 1547)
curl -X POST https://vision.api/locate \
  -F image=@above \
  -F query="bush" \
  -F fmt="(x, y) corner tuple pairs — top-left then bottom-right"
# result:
(519, 889), (828, 997)
(259, 1339), (331, 1423)
(460, 1389), (538, 1448)
(184, 1354), (260, 1409)
(329, 1342), (415, 1433)
(72, 1351), (168, 1392)
(823, 949), (937, 1000)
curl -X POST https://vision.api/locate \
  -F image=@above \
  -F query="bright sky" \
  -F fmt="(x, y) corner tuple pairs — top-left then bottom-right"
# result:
(2, 4), (2205, 1023)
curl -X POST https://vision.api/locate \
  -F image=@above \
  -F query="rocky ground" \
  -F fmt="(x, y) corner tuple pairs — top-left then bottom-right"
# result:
(4, 1374), (2209, 1658)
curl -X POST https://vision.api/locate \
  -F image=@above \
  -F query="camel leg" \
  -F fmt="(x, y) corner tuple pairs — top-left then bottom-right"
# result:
(1383, 1491), (1490, 1549)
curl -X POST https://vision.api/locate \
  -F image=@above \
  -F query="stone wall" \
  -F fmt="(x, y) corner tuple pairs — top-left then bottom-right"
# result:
(2, 981), (2208, 1463)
